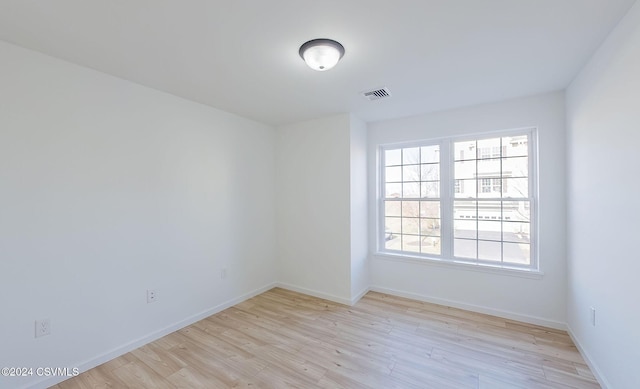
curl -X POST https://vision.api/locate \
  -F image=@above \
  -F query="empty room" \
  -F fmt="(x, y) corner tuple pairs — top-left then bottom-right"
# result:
(1, 1), (639, 388)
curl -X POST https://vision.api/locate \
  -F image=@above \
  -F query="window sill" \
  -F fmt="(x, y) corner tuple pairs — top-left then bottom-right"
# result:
(373, 252), (544, 279)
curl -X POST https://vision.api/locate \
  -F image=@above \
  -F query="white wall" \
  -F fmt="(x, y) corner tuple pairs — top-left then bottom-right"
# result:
(0, 41), (277, 389)
(566, 1), (640, 387)
(276, 114), (352, 303)
(349, 115), (369, 300)
(275, 114), (370, 304)
(367, 92), (567, 328)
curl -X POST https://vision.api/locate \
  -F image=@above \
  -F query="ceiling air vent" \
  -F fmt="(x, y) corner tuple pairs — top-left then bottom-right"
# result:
(361, 87), (391, 101)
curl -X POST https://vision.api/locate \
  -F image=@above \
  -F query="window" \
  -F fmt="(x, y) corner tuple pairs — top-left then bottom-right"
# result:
(380, 129), (536, 270)
(479, 146), (501, 159)
(383, 145), (441, 255)
(480, 178), (501, 193)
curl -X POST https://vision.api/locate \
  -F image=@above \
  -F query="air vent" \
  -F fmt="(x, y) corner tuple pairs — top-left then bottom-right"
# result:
(361, 87), (391, 101)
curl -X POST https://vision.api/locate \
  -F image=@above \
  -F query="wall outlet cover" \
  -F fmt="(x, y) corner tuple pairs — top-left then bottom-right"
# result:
(35, 319), (51, 338)
(147, 289), (157, 303)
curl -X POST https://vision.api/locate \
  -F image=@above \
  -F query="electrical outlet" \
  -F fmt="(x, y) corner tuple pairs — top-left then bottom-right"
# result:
(35, 319), (51, 338)
(590, 307), (596, 326)
(147, 289), (157, 303)
(221, 268), (227, 280)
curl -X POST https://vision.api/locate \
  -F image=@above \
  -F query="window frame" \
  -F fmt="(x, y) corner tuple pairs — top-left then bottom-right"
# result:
(377, 127), (538, 272)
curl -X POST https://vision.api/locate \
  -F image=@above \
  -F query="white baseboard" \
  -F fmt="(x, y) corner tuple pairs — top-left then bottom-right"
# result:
(29, 282), (278, 389)
(350, 286), (371, 305)
(369, 285), (567, 330)
(275, 282), (353, 306)
(567, 325), (610, 389)
(275, 283), (370, 306)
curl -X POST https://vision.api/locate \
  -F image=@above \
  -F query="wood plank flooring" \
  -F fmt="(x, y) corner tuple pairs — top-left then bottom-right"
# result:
(52, 288), (599, 388)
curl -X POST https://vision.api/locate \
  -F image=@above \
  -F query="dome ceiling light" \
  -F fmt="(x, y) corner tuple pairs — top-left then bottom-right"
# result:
(299, 38), (345, 71)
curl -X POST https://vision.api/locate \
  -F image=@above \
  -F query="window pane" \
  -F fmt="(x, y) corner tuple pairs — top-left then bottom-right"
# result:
(503, 178), (528, 198)
(385, 234), (401, 251)
(477, 158), (501, 176)
(402, 201), (420, 218)
(478, 240), (501, 262)
(454, 141), (476, 161)
(402, 235), (421, 253)
(385, 149), (402, 166)
(503, 242), (530, 265)
(454, 239), (477, 259)
(385, 201), (401, 217)
(454, 220), (476, 239)
(421, 164), (439, 181)
(502, 157), (528, 178)
(421, 145), (439, 163)
(503, 201), (530, 222)
(477, 138), (501, 159)
(454, 200), (477, 219)
(420, 218), (440, 236)
(420, 201), (440, 218)
(502, 136), (528, 157)
(386, 166), (402, 182)
(503, 222), (530, 243)
(478, 179), (502, 198)
(385, 183), (401, 198)
(402, 165), (420, 182)
(402, 147), (420, 165)
(403, 182), (420, 198)
(385, 217), (402, 234)
(421, 182), (439, 198)
(421, 237), (441, 255)
(454, 179), (476, 198)
(478, 201), (501, 219)
(454, 161), (476, 180)
(402, 218), (419, 234)
(478, 221), (501, 241)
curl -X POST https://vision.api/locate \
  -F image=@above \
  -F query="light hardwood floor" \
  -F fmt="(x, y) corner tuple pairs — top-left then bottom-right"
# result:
(52, 288), (599, 388)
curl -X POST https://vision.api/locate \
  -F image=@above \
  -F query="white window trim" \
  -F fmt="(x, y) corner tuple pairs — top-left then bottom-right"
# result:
(377, 127), (539, 274)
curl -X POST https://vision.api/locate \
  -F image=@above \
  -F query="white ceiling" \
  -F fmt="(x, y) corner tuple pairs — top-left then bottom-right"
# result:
(0, 0), (636, 125)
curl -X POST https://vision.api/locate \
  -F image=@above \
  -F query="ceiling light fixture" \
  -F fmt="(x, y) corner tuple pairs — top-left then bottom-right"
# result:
(299, 38), (345, 71)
